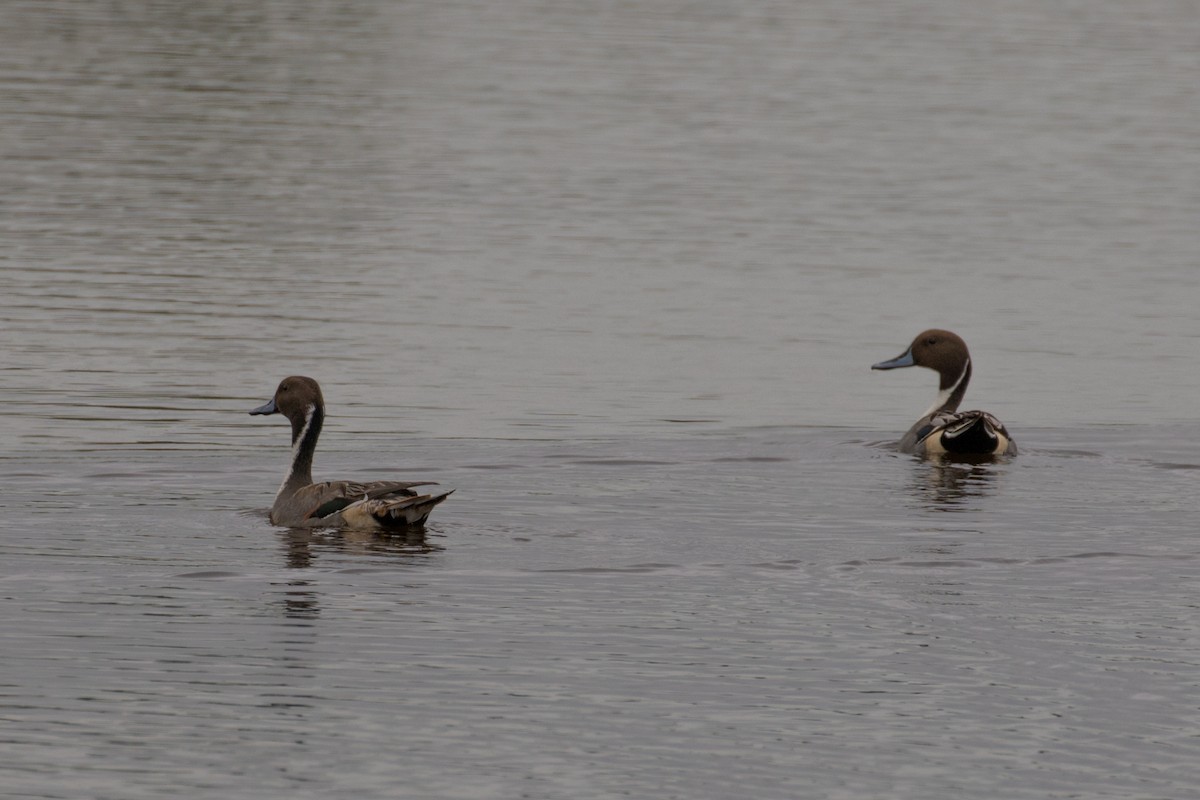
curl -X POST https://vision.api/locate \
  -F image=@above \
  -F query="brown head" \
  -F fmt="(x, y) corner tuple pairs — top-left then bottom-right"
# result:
(872, 329), (973, 413)
(250, 376), (326, 444)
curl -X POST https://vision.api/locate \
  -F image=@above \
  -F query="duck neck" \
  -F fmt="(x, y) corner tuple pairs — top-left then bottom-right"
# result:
(281, 403), (323, 492)
(923, 358), (971, 417)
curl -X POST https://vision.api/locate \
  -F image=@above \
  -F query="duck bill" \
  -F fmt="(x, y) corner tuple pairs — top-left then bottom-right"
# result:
(871, 349), (915, 370)
(249, 399), (278, 416)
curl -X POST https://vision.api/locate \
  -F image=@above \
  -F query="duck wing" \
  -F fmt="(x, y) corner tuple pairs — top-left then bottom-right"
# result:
(339, 488), (455, 529)
(296, 480), (441, 521)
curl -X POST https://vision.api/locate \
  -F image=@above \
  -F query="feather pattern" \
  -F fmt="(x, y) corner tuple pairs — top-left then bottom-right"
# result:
(250, 377), (453, 529)
(872, 330), (1017, 457)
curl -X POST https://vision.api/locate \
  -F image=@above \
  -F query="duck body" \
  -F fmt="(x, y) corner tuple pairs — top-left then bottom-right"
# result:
(872, 329), (1017, 457)
(250, 376), (452, 529)
(898, 409), (1015, 456)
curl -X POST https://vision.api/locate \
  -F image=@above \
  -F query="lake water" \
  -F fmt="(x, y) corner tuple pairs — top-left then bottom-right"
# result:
(3, 1), (1200, 798)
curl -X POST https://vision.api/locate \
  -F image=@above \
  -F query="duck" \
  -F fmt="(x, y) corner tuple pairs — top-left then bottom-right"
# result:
(249, 376), (452, 529)
(871, 329), (1017, 457)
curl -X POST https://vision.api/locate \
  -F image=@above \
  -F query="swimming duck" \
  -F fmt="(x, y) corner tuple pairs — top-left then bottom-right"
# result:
(250, 376), (452, 529)
(872, 329), (1017, 456)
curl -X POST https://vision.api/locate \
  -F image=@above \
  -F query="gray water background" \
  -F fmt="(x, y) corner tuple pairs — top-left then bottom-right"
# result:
(3, 1), (1200, 798)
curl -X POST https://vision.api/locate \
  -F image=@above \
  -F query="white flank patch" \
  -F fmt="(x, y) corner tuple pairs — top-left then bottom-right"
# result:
(921, 358), (970, 419)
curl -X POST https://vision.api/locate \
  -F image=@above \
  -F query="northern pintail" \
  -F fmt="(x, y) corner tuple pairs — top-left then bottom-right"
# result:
(250, 376), (452, 529)
(872, 329), (1017, 457)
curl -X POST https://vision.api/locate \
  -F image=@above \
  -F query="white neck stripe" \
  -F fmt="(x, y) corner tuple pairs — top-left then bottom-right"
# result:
(277, 405), (316, 498)
(922, 358), (970, 418)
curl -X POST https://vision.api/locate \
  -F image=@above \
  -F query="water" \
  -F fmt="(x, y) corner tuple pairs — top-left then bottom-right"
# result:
(3, 1), (1200, 798)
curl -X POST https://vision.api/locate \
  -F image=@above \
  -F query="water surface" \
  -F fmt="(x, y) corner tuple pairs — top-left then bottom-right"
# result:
(3, 1), (1200, 798)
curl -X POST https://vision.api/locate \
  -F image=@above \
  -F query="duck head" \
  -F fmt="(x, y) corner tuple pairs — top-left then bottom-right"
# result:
(872, 329), (972, 415)
(250, 376), (326, 444)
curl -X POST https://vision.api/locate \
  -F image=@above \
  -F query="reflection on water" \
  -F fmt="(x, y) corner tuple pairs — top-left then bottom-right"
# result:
(281, 529), (318, 570)
(909, 459), (1004, 512)
(278, 527), (441, 569)
(280, 579), (320, 620)
(276, 528), (440, 619)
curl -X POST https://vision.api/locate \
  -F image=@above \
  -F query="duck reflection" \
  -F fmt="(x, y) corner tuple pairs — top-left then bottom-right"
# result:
(275, 527), (443, 619)
(909, 457), (1001, 512)
(280, 579), (320, 619)
(280, 526), (440, 567)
